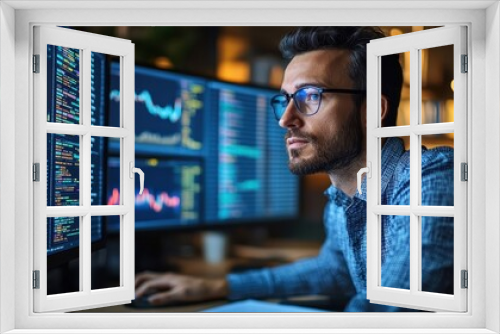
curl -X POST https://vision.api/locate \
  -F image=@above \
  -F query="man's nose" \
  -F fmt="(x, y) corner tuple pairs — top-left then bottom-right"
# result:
(278, 100), (302, 129)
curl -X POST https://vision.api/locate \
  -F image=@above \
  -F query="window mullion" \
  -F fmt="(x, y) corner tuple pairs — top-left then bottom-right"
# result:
(122, 52), (135, 294)
(373, 205), (454, 216)
(375, 54), (383, 288)
(373, 125), (411, 138)
(366, 49), (380, 297)
(89, 205), (129, 216)
(409, 47), (420, 295)
(89, 126), (130, 138)
(413, 123), (454, 135)
(82, 47), (92, 295)
(46, 123), (89, 135)
(374, 123), (454, 138)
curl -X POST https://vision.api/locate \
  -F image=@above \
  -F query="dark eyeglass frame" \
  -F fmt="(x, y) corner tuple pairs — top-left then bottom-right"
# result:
(270, 86), (366, 121)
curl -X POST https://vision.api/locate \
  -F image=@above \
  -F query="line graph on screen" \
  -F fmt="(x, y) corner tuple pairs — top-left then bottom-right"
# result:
(110, 89), (182, 122)
(107, 187), (181, 213)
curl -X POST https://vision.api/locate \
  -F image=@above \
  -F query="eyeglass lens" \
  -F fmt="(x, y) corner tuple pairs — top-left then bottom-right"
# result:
(296, 87), (321, 115)
(271, 87), (322, 120)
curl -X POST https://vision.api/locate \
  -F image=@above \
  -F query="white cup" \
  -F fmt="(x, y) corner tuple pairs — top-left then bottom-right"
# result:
(202, 231), (228, 264)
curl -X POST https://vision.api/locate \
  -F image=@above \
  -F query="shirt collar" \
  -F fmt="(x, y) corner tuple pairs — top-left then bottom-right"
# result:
(324, 185), (353, 208)
(324, 137), (405, 204)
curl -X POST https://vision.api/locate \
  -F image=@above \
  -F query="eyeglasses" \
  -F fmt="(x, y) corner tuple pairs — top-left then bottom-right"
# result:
(270, 86), (366, 121)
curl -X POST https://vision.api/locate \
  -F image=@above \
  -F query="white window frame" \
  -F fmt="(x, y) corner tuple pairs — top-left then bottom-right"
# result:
(1, 1), (499, 333)
(365, 26), (467, 312)
(33, 26), (136, 313)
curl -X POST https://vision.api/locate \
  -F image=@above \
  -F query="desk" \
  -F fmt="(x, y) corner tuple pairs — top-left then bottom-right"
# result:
(77, 296), (333, 313)
(76, 239), (322, 313)
(76, 300), (229, 313)
(172, 239), (321, 278)
(76, 295), (337, 313)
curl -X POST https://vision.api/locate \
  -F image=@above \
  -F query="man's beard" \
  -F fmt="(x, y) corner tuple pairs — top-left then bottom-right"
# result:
(286, 108), (363, 175)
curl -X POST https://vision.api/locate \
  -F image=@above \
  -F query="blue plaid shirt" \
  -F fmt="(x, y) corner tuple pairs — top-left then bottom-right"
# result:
(227, 137), (454, 312)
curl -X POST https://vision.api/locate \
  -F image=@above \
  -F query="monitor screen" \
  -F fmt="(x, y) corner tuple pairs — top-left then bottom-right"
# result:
(204, 81), (299, 223)
(106, 64), (299, 231)
(106, 157), (202, 231)
(46, 45), (107, 258)
(108, 63), (206, 157)
(266, 93), (300, 219)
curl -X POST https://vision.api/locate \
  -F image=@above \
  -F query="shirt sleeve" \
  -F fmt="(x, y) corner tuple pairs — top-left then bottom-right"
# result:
(226, 248), (354, 301)
(227, 202), (356, 301)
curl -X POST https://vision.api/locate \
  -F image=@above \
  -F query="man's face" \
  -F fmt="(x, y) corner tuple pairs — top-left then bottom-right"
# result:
(279, 49), (365, 175)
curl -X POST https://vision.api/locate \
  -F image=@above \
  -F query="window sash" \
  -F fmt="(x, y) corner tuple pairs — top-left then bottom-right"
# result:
(366, 26), (468, 312)
(32, 26), (136, 313)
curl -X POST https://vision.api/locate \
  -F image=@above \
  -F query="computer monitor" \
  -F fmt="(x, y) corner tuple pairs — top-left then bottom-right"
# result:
(107, 64), (206, 232)
(46, 45), (107, 267)
(204, 81), (299, 224)
(106, 63), (299, 231)
(108, 63), (206, 157)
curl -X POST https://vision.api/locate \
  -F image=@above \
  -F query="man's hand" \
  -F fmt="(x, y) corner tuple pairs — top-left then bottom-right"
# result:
(135, 272), (229, 306)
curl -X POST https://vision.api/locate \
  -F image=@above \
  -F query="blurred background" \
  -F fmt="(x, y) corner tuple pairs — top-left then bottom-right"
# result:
(45, 26), (454, 311)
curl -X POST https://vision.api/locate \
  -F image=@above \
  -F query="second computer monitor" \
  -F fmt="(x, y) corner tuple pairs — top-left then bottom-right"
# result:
(204, 81), (299, 224)
(107, 63), (299, 231)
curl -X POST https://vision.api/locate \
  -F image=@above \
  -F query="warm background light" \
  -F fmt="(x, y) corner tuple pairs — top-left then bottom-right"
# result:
(217, 61), (250, 83)
(154, 56), (173, 69)
(217, 35), (250, 83)
(269, 65), (284, 88)
(390, 28), (403, 36)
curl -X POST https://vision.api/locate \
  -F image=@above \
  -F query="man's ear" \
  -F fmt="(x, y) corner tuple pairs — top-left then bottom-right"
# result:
(380, 95), (389, 126)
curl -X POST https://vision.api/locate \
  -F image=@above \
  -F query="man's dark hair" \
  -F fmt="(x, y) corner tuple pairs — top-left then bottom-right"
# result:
(279, 27), (403, 127)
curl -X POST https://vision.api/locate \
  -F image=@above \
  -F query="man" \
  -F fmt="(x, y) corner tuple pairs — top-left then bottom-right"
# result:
(135, 26), (454, 311)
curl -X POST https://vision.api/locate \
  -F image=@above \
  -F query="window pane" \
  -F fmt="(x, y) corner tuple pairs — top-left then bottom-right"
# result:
(91, 216), (120, 290)
(47, 45), (80, 124)
(47, 216), (81, 295)
(105, 156), (121, 206)
(106, 59), (123, 150)
(380, 215), (410, 290)
(420, 45), (454, 124)
(47, 134), (80, 206)
(381, 51), (409, 127)
(108, 56), (122, 127)
(90, 52), (112, 126)
(381, 136), (410, 205)
(421, 134), (454, 206)
(92, 136), (119, 206)
(421, 216), (454, 295)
